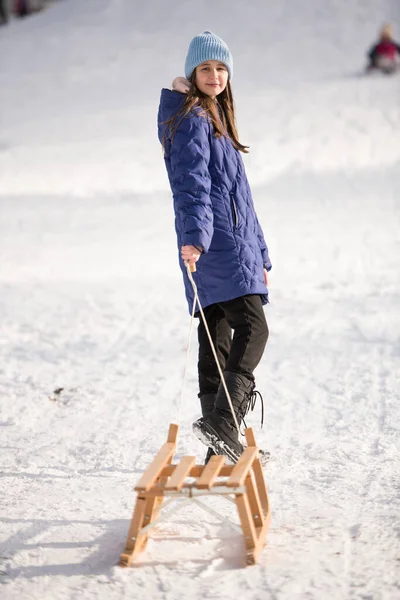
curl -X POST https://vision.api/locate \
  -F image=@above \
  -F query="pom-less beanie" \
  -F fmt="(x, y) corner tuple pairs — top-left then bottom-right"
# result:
(184, 31), (233, 80)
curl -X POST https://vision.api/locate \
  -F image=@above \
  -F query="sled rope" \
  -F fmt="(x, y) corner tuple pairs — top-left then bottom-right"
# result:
(185, 263), (241, 434)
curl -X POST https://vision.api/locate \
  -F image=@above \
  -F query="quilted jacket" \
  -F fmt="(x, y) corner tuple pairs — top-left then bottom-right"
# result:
(158, 88), (272, 313)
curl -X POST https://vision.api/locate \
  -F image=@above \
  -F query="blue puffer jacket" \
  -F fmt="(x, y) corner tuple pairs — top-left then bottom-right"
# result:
(158, 88), (272, 313)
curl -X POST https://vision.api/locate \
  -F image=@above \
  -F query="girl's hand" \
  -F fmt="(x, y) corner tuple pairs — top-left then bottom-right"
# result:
(264, 268), (268, 286)
(181, 245), (201, 266)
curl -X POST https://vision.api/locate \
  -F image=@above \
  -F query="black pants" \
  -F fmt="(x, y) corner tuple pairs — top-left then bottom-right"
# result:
(197, 294), (269, 397)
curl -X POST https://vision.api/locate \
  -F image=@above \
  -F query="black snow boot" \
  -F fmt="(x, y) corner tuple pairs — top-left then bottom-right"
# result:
(193, 372), (254, 463)
(194, 373), (271, 465)
(200, 393), (216, 464)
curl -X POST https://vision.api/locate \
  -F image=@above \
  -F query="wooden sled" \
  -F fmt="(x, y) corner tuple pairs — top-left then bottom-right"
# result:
(119, 423), (271, 567)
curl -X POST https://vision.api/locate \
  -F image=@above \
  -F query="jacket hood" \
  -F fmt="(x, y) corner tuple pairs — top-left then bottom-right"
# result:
(158, 88), (186, 128)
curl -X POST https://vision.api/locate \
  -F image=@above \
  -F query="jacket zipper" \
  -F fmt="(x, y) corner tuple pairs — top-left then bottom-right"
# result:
(230, 195), (238, 229)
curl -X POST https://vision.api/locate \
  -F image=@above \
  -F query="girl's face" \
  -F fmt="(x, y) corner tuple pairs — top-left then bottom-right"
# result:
(195, 60), (229, 98)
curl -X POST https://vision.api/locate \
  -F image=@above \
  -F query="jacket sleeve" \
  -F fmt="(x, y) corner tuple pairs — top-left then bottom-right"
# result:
(368, 44), (378, 60)
(168, 114), (214, 253)
(243, 173), (272, 271)
(255, 215), (272, 271)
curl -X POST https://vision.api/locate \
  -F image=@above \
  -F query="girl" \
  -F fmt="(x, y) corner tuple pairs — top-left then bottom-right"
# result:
(158, 31), (272, 463)
(366, 23), (400, 74)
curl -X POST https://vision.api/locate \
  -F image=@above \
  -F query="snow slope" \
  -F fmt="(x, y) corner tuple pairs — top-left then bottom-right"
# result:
(1, 1), (400, 599)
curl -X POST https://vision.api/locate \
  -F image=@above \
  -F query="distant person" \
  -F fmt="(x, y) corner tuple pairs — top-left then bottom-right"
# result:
(14, 0), (30, 17)
(366, 23), (400, 74)
(0, 0), (8, 25)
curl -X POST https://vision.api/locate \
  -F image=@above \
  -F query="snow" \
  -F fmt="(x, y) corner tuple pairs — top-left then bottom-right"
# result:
(1, 1), (400, 598)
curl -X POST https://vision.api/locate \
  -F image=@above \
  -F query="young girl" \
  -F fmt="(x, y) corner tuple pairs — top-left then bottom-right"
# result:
(158, 31), (272, 463)
(366, 23), (400, 74)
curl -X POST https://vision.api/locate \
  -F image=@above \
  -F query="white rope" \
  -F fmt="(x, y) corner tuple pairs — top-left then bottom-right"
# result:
(185, 263), (241, 433)
(138, 494), (243, 536)
(138, 497), (192, 536)
(190, 498), (242, 533)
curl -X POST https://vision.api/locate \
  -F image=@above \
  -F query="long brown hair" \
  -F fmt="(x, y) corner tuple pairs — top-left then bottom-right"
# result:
(163, 76), (249, 153)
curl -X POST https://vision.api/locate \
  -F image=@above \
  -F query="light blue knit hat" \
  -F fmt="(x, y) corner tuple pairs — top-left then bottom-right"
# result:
(184, 31), (233, 80)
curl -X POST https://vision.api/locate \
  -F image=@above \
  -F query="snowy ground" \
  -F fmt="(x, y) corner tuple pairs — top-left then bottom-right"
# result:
(1, 1), (400, 599)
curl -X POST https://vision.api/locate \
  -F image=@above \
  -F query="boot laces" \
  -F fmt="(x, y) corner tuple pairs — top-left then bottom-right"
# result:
(241, 387), (265, 432)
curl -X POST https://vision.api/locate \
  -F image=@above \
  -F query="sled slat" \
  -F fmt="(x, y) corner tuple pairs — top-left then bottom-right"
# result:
(245, 472), (263, 525)
(249, 510), (272, 565)
(167, 423), (179, 443)
(196, 455), (225, 489)
(252, 456), (269, 514)
(226, 447), (258, 487)
(244, 429), (269, 514)
(160, 464), (234, 478)
(119, 496), (147, 567)
(244, 428), (257, 447)
(235, 491), (257, 551)
(165, 456), (196, 491)
(135, 443), (176, 492)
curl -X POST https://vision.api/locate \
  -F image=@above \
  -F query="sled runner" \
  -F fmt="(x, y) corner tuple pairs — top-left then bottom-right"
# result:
(119, 423), (271, 567)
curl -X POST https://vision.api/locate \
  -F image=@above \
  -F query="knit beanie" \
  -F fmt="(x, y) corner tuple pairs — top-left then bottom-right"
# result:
(184, 31), (233, 80)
